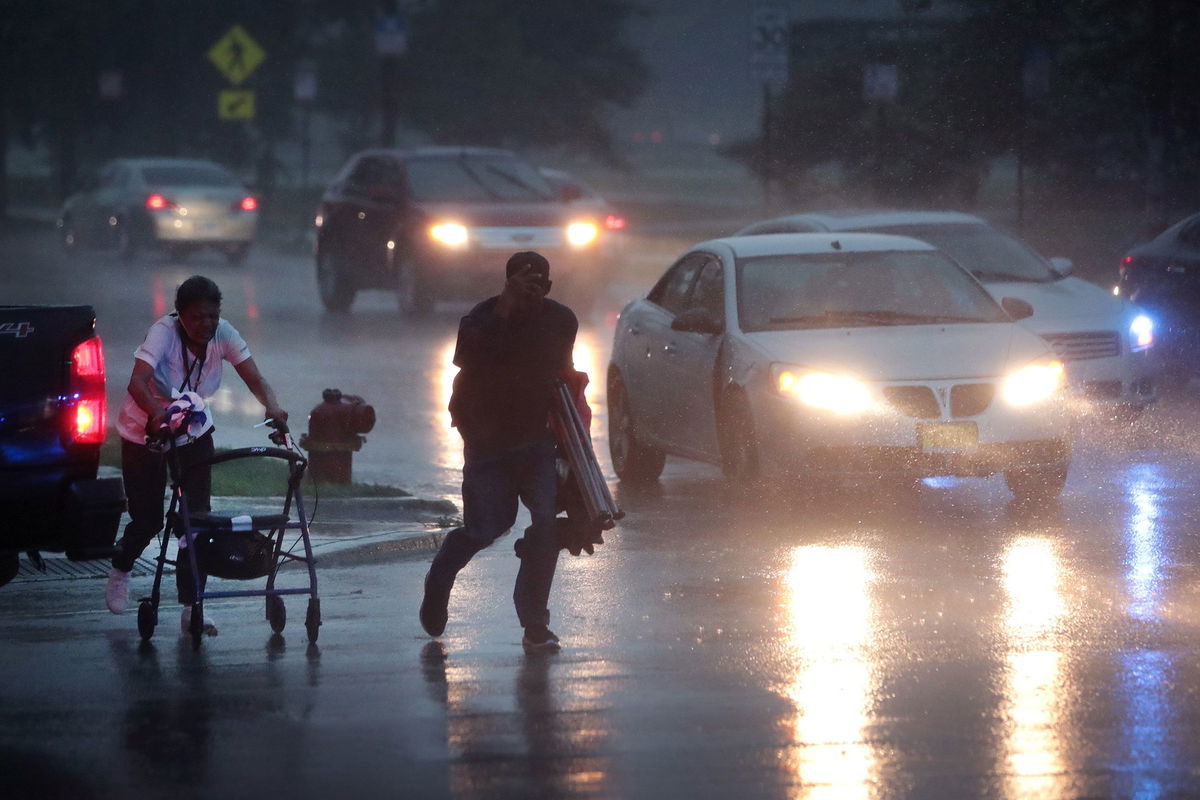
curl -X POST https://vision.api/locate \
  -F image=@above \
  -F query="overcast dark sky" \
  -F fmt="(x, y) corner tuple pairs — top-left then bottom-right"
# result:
(615, 0), (907, 147)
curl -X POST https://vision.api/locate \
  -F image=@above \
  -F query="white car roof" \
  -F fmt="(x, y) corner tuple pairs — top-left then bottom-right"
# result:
(701, 232), (940, 259)
(746, 209), (987, 232)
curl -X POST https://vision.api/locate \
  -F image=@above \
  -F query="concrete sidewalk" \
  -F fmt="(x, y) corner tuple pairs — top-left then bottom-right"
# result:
(11, 494), (458, 584)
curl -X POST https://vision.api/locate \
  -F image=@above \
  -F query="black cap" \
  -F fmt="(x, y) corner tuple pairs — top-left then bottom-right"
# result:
(506, 250), (550, 278)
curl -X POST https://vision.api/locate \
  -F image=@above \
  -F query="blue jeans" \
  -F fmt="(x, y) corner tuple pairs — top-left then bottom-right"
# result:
(429, 438), (560, 628)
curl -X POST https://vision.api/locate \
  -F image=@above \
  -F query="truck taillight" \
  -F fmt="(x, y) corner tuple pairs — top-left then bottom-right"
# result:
(68, 336), (106, 445)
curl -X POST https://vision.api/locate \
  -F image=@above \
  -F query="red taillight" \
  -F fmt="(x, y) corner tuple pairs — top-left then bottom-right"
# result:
(68, 336), (106, 445)
(603, 214), (626, 231)
(240, 196), (258, 212)
(1120, 255), (1134, 276)
(146, 193), (170, 210)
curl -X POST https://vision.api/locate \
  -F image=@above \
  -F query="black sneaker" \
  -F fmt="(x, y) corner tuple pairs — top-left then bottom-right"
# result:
(522, 625), (561, 652)
(419, 571), (451, 637)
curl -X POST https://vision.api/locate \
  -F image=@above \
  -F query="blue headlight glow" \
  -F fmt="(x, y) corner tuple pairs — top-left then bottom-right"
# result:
(1131, 315), (1154, 351)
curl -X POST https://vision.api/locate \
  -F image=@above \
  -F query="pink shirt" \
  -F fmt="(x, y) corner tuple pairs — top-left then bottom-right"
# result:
(116, 314), (251, 444)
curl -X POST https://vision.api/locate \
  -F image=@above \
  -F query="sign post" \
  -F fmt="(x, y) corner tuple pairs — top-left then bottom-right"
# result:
(751, 4), (789, 210)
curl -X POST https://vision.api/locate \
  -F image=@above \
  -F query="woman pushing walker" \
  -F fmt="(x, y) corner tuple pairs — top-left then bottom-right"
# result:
(105, 275), (288, 636)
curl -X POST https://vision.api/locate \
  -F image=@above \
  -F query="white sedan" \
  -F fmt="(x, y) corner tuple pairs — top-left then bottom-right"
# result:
(607, 233), (1072, 500)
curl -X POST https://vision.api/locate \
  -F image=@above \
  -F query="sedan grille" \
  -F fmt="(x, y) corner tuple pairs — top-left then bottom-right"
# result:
(950, 383), (994, 417)
(1041, 331), (1119, 361)
(883, 386), (939, 418)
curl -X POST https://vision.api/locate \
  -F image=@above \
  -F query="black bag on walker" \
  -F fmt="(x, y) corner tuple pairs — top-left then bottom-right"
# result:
(188, 512), (283, 580)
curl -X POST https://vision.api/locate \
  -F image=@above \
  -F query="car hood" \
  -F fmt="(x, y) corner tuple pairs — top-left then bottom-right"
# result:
(744, 323), (1053, 381)
(982, 276), (1127, 332)
(414, 200), (573, 227)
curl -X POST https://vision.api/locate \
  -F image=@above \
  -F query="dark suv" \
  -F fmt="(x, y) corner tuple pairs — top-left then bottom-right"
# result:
(314, 147), (608, 313)
(1120, 211), (1200, 379)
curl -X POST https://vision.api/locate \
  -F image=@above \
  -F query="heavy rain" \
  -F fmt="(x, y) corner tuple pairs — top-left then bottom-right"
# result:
(4, 1), (1200, 798)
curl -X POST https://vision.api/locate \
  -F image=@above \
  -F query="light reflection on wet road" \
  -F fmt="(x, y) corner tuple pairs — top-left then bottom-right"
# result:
(4, 231), (1200, 797)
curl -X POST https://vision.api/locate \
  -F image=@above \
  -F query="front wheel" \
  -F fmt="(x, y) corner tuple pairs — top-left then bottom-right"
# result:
(317, 248), (356, 312)
(396, 253), (435, 317)
(266, 594), (286, 633)
(1004, 461), (1069, 502)
(608, 374), (665, 483)
(115, 218), (138, 263)
(137, 599), (157, 641)
(225, 242), (250, 265)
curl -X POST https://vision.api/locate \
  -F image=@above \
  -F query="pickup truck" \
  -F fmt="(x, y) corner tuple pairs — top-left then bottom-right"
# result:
(0, 305), (125, 587)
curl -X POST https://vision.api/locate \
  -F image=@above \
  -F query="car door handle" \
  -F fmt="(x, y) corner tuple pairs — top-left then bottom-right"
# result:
(627, 325), (641, 336)
(663, 342), (678, 355)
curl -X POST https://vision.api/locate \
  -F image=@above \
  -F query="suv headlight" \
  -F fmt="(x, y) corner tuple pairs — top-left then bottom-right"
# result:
(566, 221), (598, 247)
(769, 363), (873, 414)
(430, 222), (469, 248)
(1130, 314), (1153, 351)
(1002, 359), (1064, 407)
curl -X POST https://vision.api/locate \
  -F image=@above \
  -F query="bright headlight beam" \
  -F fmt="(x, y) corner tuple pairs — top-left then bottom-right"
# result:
(566, 221), (598, 247)
(430, 222), (469, 247)
(1130, 315), (1153, 350)
(777, 368), (873, 414)
(1002, 361), (1064, 407)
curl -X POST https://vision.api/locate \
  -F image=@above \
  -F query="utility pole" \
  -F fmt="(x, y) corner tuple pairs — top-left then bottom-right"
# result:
(1145, 0), (1172, 236)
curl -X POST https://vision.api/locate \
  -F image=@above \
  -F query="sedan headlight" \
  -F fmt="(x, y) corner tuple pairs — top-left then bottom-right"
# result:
(1130, 314), (1153, 351)
(566, 221), (598, 247)
(770, 364), (873, 414)
(1002, 359), (1065, 407)
(430, 222), (469, 248)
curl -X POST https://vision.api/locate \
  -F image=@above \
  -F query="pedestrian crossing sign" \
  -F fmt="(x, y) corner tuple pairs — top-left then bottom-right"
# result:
(208, 25), (265, 86)
(218, 89), (256, 120)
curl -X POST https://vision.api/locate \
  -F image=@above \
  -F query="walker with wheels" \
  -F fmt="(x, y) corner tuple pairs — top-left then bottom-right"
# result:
(136, 395), (320, 649)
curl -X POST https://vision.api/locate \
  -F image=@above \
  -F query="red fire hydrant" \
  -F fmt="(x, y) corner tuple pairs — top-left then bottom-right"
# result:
(299, 388), (376, 484)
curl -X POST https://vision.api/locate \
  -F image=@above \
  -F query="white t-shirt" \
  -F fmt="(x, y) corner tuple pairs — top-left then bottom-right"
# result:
(116, 314), (252, 444)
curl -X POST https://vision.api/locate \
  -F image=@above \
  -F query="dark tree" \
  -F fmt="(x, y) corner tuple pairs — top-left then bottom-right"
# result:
(399, 0), (648, 160)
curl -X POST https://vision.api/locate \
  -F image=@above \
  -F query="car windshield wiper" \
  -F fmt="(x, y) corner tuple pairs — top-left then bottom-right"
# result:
(455, 156), (502, 200)
(482, 164), (551, 200)
(972, 270), (1049, 283)
(768, 310), (992, 326)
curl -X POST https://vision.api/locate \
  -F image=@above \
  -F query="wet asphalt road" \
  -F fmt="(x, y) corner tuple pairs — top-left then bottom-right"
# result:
(5, 227), (1200, 798)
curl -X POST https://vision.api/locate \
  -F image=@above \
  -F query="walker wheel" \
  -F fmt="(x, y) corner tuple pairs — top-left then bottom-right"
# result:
(305, 597), (321, 643)
(137, 599), (156, 641)
(266, 595), (287, 633)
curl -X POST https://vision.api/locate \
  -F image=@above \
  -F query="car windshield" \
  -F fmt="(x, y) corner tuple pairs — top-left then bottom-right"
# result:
(737, 250), (1007, 332)
(406, 155), (556, 202)
(864, 222), (1056, 282)
(140, 165), (238, 187)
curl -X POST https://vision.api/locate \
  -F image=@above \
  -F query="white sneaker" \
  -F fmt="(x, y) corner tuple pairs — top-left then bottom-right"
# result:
(105, 567), (130, 614)
(180, 606), (219, 637)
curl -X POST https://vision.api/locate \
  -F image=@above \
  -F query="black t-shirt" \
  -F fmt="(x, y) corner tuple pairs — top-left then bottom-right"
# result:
(448, 297), (578, 456)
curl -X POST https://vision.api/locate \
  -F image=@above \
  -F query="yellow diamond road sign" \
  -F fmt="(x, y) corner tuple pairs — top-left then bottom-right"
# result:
(208, 25), (265, 86)
(218, 89), (255, 120)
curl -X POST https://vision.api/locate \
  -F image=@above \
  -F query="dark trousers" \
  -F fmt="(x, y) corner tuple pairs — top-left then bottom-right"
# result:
(429, 438), (560, 628)
(112, 433), (213, 604)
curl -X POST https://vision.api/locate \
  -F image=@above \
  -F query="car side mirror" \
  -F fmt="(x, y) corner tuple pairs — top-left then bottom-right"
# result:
(671, 307), (723, 334)
(559, 184), (583, 202)
(1048, 257), (1074, 277)
(1001, 296), (1034, 321)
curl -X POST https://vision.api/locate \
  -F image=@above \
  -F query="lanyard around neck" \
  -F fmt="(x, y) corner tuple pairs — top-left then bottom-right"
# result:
(177, 322), (207, 393)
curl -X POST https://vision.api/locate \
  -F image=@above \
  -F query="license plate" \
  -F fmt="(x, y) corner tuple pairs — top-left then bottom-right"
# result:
(197, 221), (218, 233)
(918, 422), (978, 453)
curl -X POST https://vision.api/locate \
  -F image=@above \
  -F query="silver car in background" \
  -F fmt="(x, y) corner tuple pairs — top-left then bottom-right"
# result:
(58, 158), (259, 264)
(736, 211), (1158, 417)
